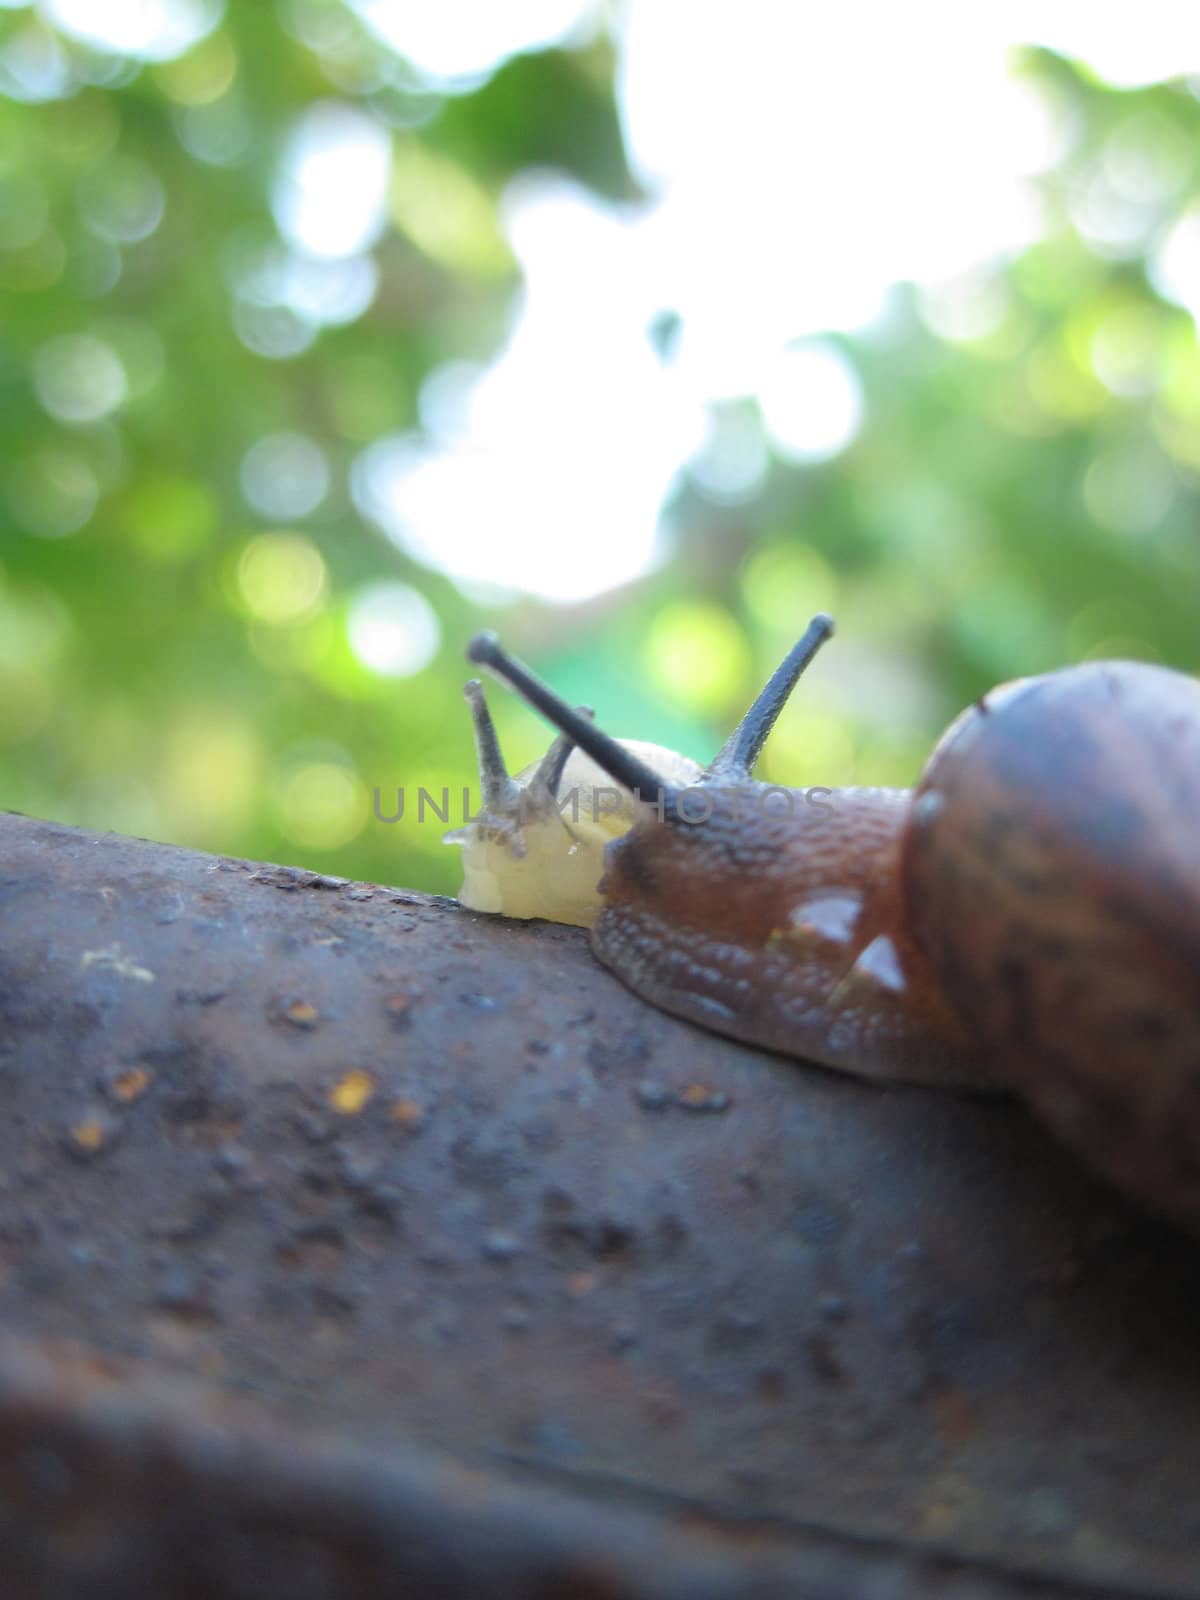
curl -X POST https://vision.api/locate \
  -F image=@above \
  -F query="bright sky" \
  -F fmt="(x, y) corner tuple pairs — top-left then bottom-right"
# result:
(342, 1), (1200, 613)
(16, 0), (1200, 649)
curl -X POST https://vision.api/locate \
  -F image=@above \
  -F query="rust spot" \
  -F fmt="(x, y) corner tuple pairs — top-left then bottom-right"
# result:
(391, 1098), (424, 1131)
(330, 1070), (375, 1115)
(65, 1111), (117, 1159)
(106, 1066), (153, 1104)
(285, 1000), (320, 1029)
(678, 1083), (730, 1113)
(71, 1119), (105, 1152)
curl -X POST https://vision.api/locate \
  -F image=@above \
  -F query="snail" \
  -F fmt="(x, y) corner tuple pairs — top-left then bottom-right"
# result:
(449, 618), (1200, 1237)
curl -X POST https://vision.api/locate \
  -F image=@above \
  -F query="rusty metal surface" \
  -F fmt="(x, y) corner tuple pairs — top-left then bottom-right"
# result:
(0, 810), (1199, 1599)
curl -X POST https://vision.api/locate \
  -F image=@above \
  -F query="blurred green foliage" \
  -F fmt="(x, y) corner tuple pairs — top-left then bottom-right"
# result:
(1, 7), (1198, 896)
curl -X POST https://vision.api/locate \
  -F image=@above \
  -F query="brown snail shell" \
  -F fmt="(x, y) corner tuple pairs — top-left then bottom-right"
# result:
(904, 661), (1200, 1234)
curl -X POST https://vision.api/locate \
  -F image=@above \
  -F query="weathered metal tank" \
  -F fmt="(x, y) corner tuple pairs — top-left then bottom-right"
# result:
(1, 811), (1198, 1599)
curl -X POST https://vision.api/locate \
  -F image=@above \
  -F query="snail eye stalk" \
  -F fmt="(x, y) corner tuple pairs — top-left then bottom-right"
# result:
(462, 679), (519, 812)
(467, 633), (678, 810)
(707, 614), (835, 779)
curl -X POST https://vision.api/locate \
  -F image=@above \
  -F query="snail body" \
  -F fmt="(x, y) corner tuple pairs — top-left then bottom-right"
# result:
(455, 621), (1200, 1234)
(591, 781), (977, 1090)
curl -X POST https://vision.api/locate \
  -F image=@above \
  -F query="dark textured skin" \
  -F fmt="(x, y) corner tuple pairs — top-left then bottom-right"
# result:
(905, 661), (1200, 1236)
(593, 785), (985, 1089)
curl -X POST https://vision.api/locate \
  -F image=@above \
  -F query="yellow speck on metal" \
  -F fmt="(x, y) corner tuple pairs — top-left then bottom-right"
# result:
(111, 1067), (152, 1103)
(70, 1118), (106, 1151)
(329, 1069), (375, 1115)
(391, 1098), (423, 1130)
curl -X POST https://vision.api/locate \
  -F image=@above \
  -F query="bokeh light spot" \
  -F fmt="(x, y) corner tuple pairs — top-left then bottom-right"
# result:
(354, 175), (705, 604)
(282, 252), (380, 326)
(1089, 303), (1163, 397)
(1069, 171), (1154, 259)
(347, 581), (441, 677)
(919, 270), (1010, 345)
(273, 101), (391, 260)
(7, 449), (98, 538)
(1103, 111), (1191, 205)
(41, 0), (225, 63)
(227, 233), (378, 335)
(1151, 208), (1200, 324)
(758, 344), (864, 463)
(232, 299), (316, 359)
(95, 317), (166, 397)
(32, 333), (127, 423)
(644, 601), (751, 715)
(0, 585), (71, 671)
(389, 140), (508, 274)
(125, 472), (217, 561)
(740, 543), (838, 635)
(162, 707), (261, 838)
(1066, 596), (1153, 661)
(418, 359), (484, 438)
(154, 29), (237, 104)
(687, 403), (768, 504)
(176, 93), (252, 166)
(280, 761), (368, 849)
(45, 92), (121, 163)
(0, 19), (73, 103)
(240, 432), (330, 519)
(1024, 345), (1107, 424)
(759, 704), (856, 789)
(237, 532), (328, 624)
(78, 156), (166, 244)
(349, 0), (595, 82)
(1083, 445), (1175, 536)
(1081, 636), (1160, 662)
(67, 236), (122, 300)
(0, 665), (55, 744)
